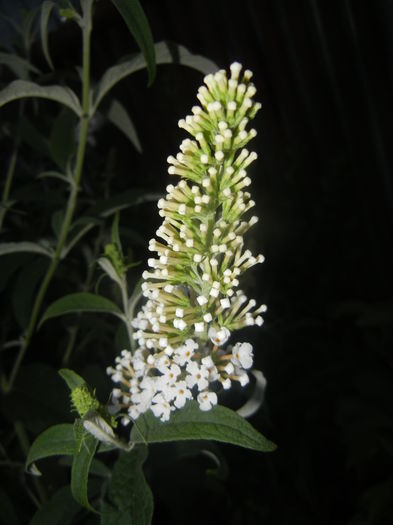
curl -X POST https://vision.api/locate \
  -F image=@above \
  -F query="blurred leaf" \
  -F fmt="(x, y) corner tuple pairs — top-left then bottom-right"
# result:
(357, 301), (393, 326)
(130, 401), (277, 452)
(93, 41), (218, 112)
(97, 257), (123, 287)
(26, 423), (75, 473)
(2, 363), (71, 433)
(37, 171), (70, 184)
(21, 6), (40, 51)
(111, 0), (156, 86)
(101, 446), (153, 525)
(59, 368), (87, 391)
(12, 256), (48, 330)
(51, 209), (64, 239)
(111, 212), (122, 254)
(106, 98), (142, 153)
(39, 292), (123, 328)
(0, 253), (29, 292)
(40, 1), (56, 71)
(128, 277), (142, 318)
(18, 116), (49, 156)
(49, 109), (77, 171)
(237, 369), (267, 418)
(62, 216), (102, 257)
(85, 188), (161, 218)
(30, 486), (80, 525)
(0, 242), (53, 258)
(71, 433), (98, 512)
(0, 488), (18, 525)
(0, 51), (40, 78)
(0, 80), (81, 116)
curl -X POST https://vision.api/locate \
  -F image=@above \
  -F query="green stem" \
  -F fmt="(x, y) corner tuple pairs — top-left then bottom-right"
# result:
(3, 6), (93, 394)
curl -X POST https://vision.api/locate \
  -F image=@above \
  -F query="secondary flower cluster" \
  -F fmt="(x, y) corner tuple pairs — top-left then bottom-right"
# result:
(108, 62), (266, 423)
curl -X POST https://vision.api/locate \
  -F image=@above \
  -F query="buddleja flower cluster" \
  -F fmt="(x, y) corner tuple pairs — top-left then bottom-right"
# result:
(107, 63), (267, 424)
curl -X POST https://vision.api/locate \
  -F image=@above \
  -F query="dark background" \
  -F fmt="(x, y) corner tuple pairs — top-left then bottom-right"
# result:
(1, 0), (393, 523)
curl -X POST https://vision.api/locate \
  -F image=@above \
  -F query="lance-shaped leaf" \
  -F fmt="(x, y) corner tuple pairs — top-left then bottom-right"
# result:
(101, 446), (153, 525)
(106, 98), (142, 153)
(37, 171), (72, 185)
(0, 51), (41, 78)
(85, 189), (162, 218)
(71, 433), (98, 512)
(26, 423), (76, 474)
(130, 401), (277, 452)
(93, 41), (218, 112)
(0, 80), (82, 116)
(58, 368), (86, 391)
(97, 257), (123, 288)
(40, 1), (56, 70)
(111, 0), (155, 86)
(39, 292), (123, 328)
(0, 242), (53, 258)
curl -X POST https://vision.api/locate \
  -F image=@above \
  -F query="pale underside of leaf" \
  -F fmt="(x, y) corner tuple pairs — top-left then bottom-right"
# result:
(0, 80), (82, 116)
(0, 242), (53, 258)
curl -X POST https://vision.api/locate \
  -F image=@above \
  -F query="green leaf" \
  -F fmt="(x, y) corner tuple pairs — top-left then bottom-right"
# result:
(61, 216), (103, 258)
(40, 1), (56, 71)
(0, 80), (82, 116)
(101, 446), (153, 525)
(0, 253), (28, 292)
(0, 242), (53, 258)
(39, 292), (123, 328)
(18, 116), (50, 156)
(37, 171), (71, 184)
(106, 98), (142, 153)
(97, 257), (123, 287)
(111, 0), (156, 86)
(0, 51), (40, 78)
(71, 433), (98, 512)
(58, 368), (86, 391)
(111, 212), (122, 253)
(51, 209), (64, 239)
(30, 486), (80, 525)
(49, 109), (77, 171)
(130, 401), (277, 452)
(93, 41), (218, 113)
(26, 423), (76, 473)
(85, 189), (161, 218)
(21, 7), (40, 52)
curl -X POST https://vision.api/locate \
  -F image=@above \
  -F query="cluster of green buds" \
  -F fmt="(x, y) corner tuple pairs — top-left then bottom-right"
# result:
(107, 62), (267, 423)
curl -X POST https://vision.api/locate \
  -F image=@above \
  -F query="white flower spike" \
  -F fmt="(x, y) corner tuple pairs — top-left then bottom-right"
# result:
(108, 63), (267, 423)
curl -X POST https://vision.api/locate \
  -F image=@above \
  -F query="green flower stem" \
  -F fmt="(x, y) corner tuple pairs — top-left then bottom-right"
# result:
(3, 4), (93, 394)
